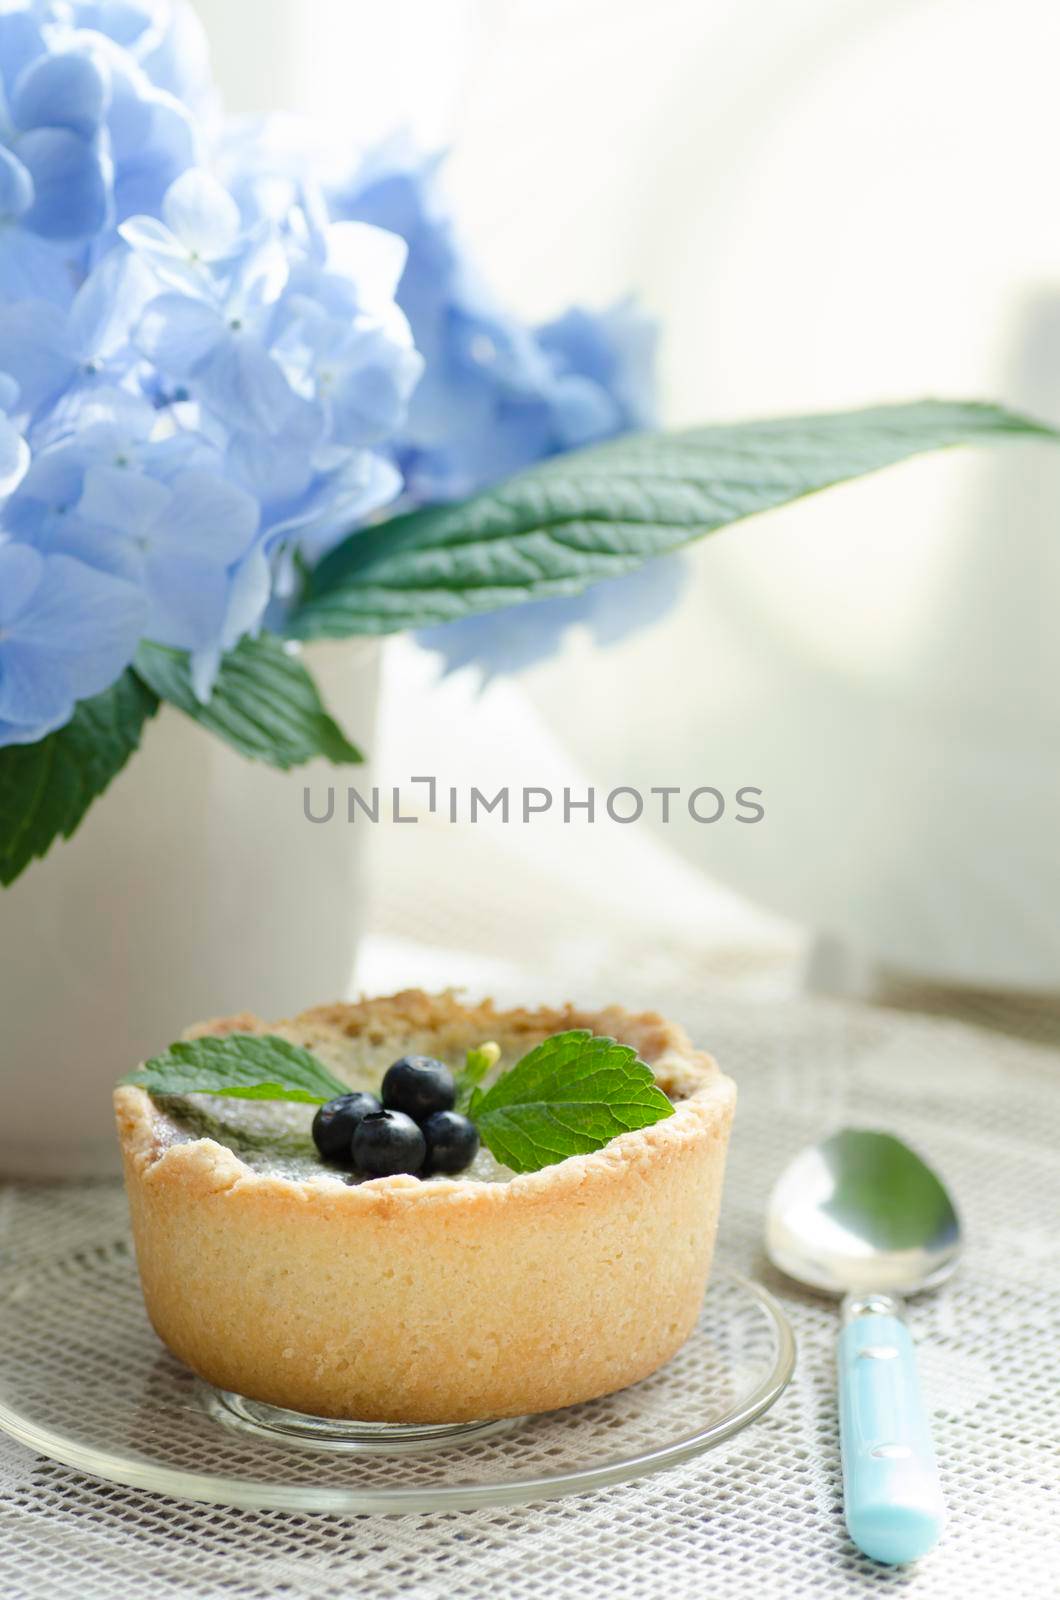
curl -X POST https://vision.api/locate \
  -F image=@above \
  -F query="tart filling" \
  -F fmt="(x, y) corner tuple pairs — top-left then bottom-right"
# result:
(150, 1094), (515, 1184)
(116, 990), (736, 1423)
(146, 1049), (519, 1185)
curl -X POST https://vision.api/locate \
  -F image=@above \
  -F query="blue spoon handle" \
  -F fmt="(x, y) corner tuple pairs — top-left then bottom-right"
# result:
(837, 1294), (945, 1565)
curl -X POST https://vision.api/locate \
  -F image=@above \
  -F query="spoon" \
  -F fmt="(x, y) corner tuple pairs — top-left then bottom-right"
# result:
(766, 1128), (961, 1565)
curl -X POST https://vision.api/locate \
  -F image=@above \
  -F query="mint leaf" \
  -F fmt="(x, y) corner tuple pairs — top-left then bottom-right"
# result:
(470, 1030), (674, 1174)
(289, 401), (1053, 639)
(134, 635), (362, 769)
(124, 1033), (351, 1104)
(455, 1041), (500, 1112)
(0, 670), (159, 888)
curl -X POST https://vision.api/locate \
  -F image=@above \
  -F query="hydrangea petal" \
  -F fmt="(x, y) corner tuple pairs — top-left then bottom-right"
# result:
(0, 10), (45, 102)
(547, 372), (621, 449)
(74, 0), (213, 112)
(221, 542), (272, 648)
(16, 125), (111, 240)
(0, 641), (59, 725)
(12, 50), (109, 140)
(149, 467), (259, 562)
(3, 549), (144, 660)
(162, 166), (241, 258)
(134, 0), (214, 114)
(0, 548), (144, 730)
(0, 300), (77, 414)
(0, 542), (45, 626)
(194, 331), (299, 435)
(224, 415), (316, 510)
(538, 300), (657, 431)
(108, 79), (197, 221)
(78, 461), (170, 538)
(0, 230), (75, 310)
(142, 549), (230, 651)
(266, 452), (402, 561)
(138, 283), (299, 434)
(326, 327), (423, 445)
(74, 384), (159, 441)
(23, 515), (143, 582)
(2, 447), (88, 545)
(324, 221), (408, 307)
(0, 145), (34, 220)
(70, 2), (148, 52)
(135, 290), (223, 370)
(0, 413), (30, 495)
(0, 707), (70, 745)
(67, 242), (157, 359)
(119, 212), (215, 296)
(189, 540), (273, 699)
(227, 232), (289, 316)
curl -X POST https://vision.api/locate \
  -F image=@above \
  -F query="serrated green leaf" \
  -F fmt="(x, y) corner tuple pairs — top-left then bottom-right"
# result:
(0, 671), (159, 888)
(289, 400), (1055, 639)
(471, 1030), (674, 1174)
(134, 635), (362, 769)
(124, 1033), (352, 1104)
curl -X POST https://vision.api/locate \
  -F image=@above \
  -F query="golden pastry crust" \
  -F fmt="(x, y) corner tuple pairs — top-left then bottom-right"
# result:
(115, 990), (736, 1422)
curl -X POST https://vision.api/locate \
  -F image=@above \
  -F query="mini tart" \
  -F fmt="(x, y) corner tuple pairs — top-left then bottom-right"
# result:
(115, 990), (736, 1423)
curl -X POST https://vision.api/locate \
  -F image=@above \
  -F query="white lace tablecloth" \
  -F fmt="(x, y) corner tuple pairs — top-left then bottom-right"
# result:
(2, 973), (1058, 1600)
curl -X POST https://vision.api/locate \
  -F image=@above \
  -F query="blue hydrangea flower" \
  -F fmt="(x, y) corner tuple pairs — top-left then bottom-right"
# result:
(120, 168), (421, 556)
(330, 140), (670, 676)
(9, 388), (258, 648)
(0, 150), (423, 731)
(330, 143), (657, 497)
(0, 244), (155, 415)
(0, 49), (663, 749)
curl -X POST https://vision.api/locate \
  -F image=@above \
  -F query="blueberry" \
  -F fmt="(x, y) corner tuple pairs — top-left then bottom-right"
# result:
(381, 1055), (455, 1120)
(422, 1110), (480, 1175)
(351, 1109), (426, 1177)
(312, 1092), (381, 1163)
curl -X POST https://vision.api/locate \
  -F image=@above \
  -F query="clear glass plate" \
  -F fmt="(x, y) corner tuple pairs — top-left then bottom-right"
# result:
(0, 1231), (794, 1513)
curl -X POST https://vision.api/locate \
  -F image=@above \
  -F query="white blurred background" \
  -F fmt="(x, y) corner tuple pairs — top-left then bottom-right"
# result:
(191, 0), (1060, 999)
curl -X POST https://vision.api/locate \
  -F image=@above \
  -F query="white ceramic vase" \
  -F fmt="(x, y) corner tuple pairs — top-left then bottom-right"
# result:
(0, 641), (380, 1179)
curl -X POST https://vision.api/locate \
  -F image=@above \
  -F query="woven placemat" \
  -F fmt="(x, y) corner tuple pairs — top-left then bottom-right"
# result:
(2, 983), (1057, 1600)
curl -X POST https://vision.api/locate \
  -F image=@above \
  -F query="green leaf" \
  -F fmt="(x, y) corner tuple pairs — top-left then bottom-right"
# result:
(454, 1040), (500, 1112)
(134, 634), (362, 769)
(0, 671), (159, 888)
(124, 1033), (352, 1104)
(470, 1030), (674, 1175)
(290, 400), (1055, 639)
